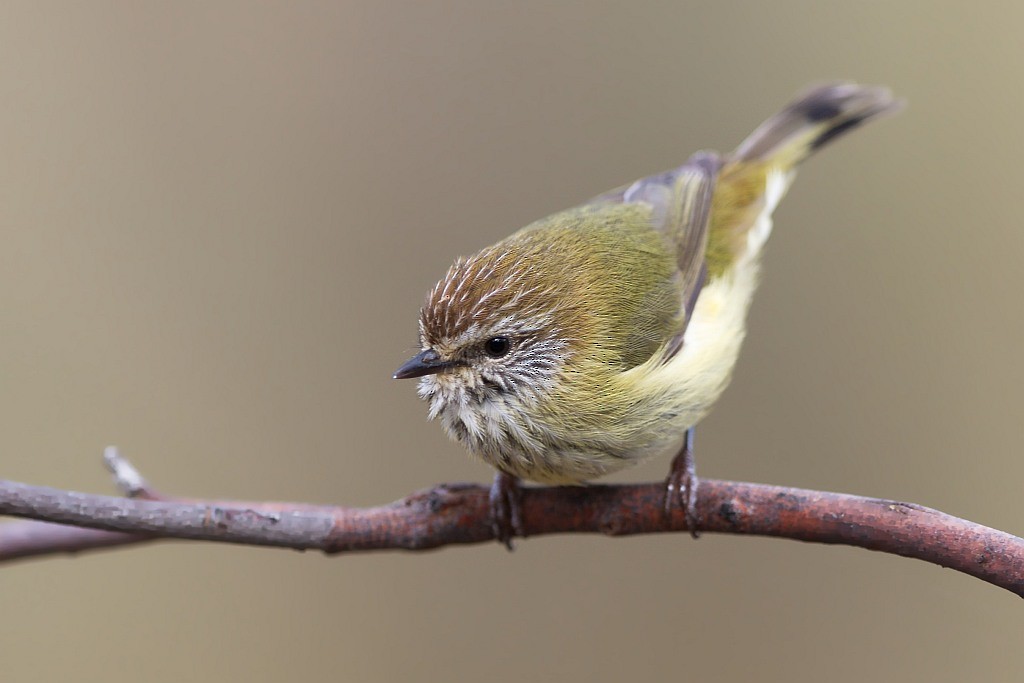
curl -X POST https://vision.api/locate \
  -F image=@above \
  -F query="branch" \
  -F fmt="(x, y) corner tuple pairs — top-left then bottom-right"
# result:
(1, 451), (1022, 597)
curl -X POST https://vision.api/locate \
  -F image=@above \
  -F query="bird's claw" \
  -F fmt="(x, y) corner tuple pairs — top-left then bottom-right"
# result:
(663, 429), (700, 538)
(489, 471), (524, 550)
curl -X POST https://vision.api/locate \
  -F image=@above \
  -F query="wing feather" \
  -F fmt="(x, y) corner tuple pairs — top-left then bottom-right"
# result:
(588, 152), (721, 361)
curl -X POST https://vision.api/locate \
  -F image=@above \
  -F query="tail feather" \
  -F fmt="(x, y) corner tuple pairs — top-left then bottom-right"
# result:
(705, 83), (901, 278)
(733, 83), (902, 167)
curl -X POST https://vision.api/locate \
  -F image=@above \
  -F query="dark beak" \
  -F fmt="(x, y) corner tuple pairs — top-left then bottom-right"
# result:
(393, 349), (456, 380)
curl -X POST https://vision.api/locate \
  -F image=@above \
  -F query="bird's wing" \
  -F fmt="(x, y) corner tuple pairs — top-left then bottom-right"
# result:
(588, 151), (721, 361)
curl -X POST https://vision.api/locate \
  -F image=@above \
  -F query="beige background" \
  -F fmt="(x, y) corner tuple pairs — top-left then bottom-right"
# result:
(2, 2), (1022, 681)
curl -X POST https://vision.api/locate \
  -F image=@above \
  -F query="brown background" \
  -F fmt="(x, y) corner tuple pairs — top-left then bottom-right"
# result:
(2, 2), (1022, 681)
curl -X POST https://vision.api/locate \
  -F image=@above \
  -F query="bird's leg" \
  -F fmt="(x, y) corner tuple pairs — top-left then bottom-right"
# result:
(664, 428), (700, 538)
(489, 471), (524, 550)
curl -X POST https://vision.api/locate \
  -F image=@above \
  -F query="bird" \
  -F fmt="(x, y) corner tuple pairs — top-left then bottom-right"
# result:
(394, 83), (902, 546)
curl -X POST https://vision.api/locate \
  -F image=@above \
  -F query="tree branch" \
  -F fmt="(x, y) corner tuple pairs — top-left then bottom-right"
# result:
(1, 450), (1022, 597)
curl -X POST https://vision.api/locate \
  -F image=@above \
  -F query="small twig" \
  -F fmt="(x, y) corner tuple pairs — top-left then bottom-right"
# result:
(103, 446), (157, 499)
(0, 452), (1022, 597)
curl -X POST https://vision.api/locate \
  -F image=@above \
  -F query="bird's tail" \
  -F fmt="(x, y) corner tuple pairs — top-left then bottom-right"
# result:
(704, 83), (902, 278)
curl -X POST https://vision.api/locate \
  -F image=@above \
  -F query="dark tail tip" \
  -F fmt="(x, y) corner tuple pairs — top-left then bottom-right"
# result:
(797, 83), (903, 152)
(810, 114), (870, 151)
(734, 83), (903, 164)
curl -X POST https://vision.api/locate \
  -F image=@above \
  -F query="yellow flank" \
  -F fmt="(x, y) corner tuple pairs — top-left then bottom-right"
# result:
(706, 161), (770, 279)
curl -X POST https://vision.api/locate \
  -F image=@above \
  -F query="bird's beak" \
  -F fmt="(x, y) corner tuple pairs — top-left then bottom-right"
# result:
(393, 349), (457, 379)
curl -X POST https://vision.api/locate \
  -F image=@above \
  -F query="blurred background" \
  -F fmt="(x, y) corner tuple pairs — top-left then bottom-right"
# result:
(2, 2), (1022, 681)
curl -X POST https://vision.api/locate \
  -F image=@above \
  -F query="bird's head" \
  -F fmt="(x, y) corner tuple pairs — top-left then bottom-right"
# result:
(394, 243), (575, 414)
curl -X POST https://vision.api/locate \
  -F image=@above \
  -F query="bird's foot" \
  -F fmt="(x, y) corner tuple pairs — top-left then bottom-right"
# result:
(489, 471), (524, 550)
(663, 428), (700, 538)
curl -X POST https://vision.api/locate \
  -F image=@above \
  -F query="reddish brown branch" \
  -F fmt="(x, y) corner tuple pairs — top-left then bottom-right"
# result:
(0, 455), (1021, 597)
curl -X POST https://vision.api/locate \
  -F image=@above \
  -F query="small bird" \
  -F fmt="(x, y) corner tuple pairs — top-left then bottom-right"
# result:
(394, 83), (901, 545)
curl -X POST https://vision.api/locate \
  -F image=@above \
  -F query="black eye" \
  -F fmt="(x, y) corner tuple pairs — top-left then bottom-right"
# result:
(483, 336), (511, 358)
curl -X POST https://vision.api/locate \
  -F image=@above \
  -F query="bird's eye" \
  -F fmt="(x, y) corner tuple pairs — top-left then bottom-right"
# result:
(483, 336), (511, 358)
